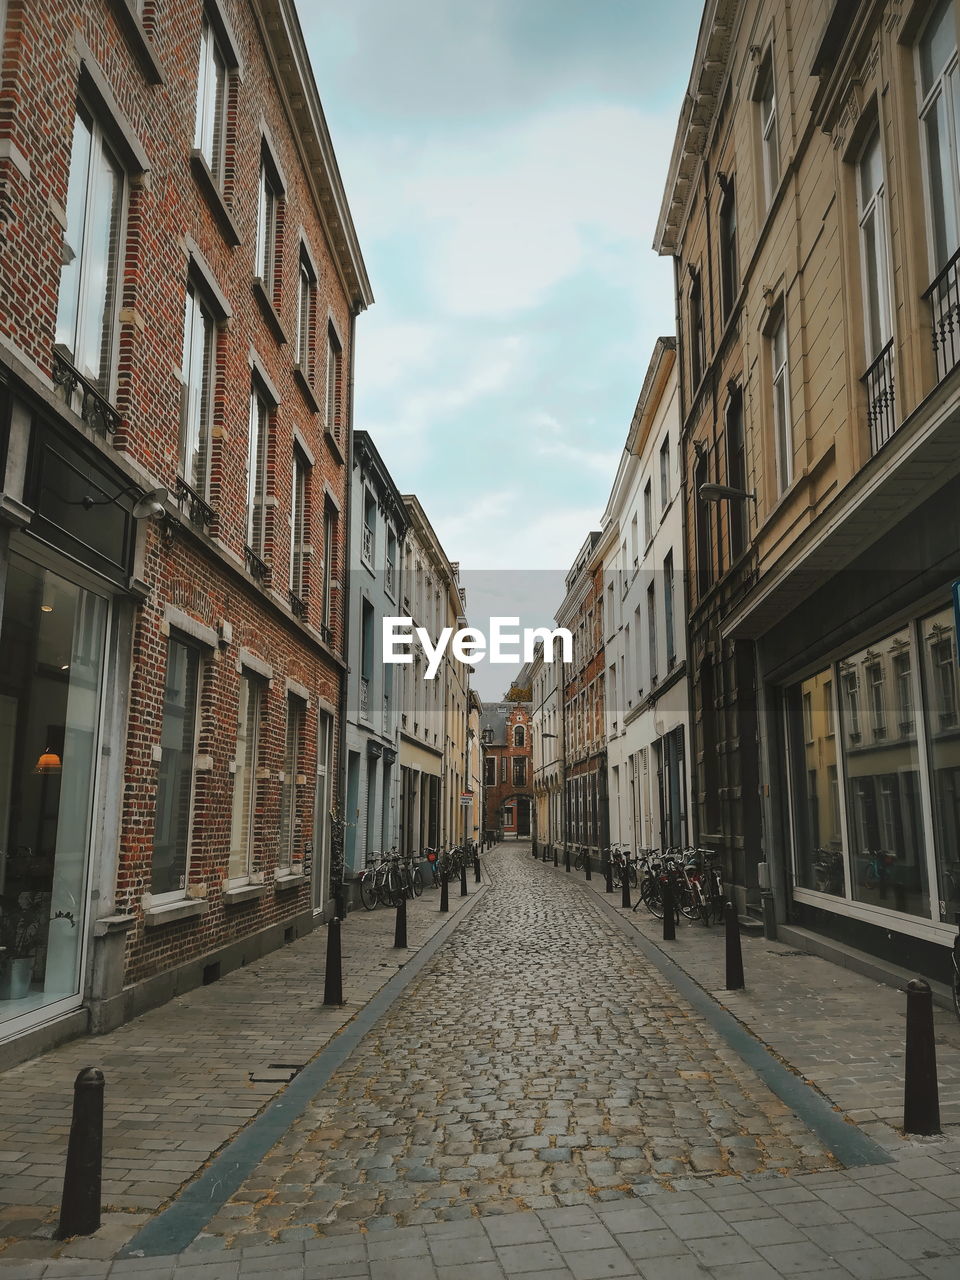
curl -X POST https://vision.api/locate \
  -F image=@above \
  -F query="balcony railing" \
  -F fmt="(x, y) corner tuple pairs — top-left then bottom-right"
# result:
(861, 339), (896, 455)
(361, 523), (374, 565)
(360, 675), (370, 719)
(288, 589), (308, 621)
(174, 475), (214, 530)
(244, 544), (269, 584)
(385, 560), (395, 595)
(924, 246), (960, 384)
(52, 348), (122, 437)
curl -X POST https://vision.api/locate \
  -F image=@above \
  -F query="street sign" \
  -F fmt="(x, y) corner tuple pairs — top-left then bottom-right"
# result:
(460, 792), (473, 806)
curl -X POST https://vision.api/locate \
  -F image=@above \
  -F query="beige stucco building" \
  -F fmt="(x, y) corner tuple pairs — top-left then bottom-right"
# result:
(656, 0), (960, 984)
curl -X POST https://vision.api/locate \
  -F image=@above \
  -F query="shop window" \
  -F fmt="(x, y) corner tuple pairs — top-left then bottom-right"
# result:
(839, 629), (928, 918)
(153, 636), (202, 896)
(56, 102), (126, 394)
(786, 668), (845, 897)
(0, 559), (108, 1018)
(228, 671), (262, 883)
(920, 606), (960, 922)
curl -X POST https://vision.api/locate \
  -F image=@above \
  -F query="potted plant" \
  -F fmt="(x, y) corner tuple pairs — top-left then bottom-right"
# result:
(0, 891), (46, 1000)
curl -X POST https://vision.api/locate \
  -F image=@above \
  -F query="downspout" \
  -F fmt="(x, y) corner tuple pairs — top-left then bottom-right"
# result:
(334, 301), (359, 918)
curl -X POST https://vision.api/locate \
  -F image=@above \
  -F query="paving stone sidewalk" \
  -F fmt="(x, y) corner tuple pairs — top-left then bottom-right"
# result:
(549, 855), (960, 1135)
(0, 868), (481, 1260)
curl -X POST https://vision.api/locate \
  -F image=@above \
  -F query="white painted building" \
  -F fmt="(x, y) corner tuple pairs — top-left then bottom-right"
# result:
(600, 339), (692, 853)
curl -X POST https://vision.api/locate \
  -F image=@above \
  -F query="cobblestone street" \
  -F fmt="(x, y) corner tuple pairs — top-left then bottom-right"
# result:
(202, 845), (833, 1244)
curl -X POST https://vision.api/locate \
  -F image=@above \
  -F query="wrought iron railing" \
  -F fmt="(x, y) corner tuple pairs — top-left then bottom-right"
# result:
(320, 621), (333, 645)
(52, 348), (122, 436)
(861, 339), (896, 454)
(362, 523), (373, 563)
(244, 545), (269, 584)
(385, 560), (395, 595)
(288, 589), (307, 621)
(174, 475), (214, 530)
(923, 246), (960, 384)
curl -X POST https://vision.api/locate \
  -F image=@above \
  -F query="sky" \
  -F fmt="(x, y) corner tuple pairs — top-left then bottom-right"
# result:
(301, 0), (703, 697)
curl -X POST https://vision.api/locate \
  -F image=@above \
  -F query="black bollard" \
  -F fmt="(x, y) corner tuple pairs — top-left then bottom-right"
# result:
(621, 871), (632, 910)
(532, 843), (538, 859)
(553, 846), (558, 867)
(440, 872), (449, 913)
(564, 846), (571, 873)
(904, 978), (941, 1135)
(724, 901), (745, 990)
(56, 1067), (104, 1240)
(322, 917), (344, 1006)
(662, 876), (676, 941)
(460, 860), (468, 897)
(474, 852), (481, 883)
(334, 886), (347, 921)
(604, 856), (614, 894)
(584, 852), (592, 881)
(393, 894), (407, 949)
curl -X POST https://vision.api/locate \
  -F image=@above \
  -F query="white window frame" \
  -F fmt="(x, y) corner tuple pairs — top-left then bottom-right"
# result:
(916, 0), (960, 273)
(290, 447), (309, 599)
(246, 381), (271, 557)
(56, 101), (126, 393)
(857, 127), (894, 362)
(770, 307), (793, 493)
(228, 671), (263, 884)
(758, 54), (779, 208)
(296, 248), (316, 378)
(194, 15), (228, 184)
(180, 280), (216, 499)
(279, 694), (305, 872)
(326, 324), (343, 441)
(255, 153), (281, 293)
(151, 634), (203, 903)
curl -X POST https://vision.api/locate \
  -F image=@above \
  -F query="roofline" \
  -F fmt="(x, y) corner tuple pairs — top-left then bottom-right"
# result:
(653, 0), (741, 257)
(353, 430), (409, 535)
(256, 0), (374, 311)
(402, 494), (468, 620)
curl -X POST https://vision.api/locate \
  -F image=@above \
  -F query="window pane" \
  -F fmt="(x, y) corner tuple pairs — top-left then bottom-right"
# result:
(279, 698), (302, 870)
(56, 111), (93, 356)
(76, 134), (123, 387)
(924, 93), (959, 266)
(787, 670), (844, 894)
(920, 0), (956, 96)
(181, 286), (214, 496)
(153, 640), (200, 894)
(229, 675), (259, 880)
(839, 629), (929, 917)
(919, 606), (960, 922)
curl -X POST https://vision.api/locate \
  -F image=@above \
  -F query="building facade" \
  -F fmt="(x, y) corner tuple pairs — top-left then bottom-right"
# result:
(600, 340), (692, 854)
(398, 497), (470, 856)
(466, 689), (484, 850)
(481, 701), (533, 840)
(531, 646), (563, 860)
(0, 0), (370, 1066)
(556, 534), (608, 866)
(656, 0), (960, 983)
(342, 432), (406, 883)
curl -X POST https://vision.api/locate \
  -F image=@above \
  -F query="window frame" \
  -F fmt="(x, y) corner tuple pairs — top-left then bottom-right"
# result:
(326, 323), (343, 443)
(295, 245), (317, 381)
(228, 670), (263, 885)
(719, 177), (739, 318)
(180, 279), (217, 501)
(151, 634), (203, 901)
(756, 51), (780, 209)
(246, 378), (272, 561)
(856, 126), (894, 363)
(194, 14), (229, 186)
(289, 445), (310, 601)
(278, 694), (305, 873)
(770, 305), (793, 494)
(915, 0), (960, 274)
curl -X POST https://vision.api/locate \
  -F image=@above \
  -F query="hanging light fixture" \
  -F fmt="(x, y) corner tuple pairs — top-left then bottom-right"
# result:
(34, 749), (62, 774)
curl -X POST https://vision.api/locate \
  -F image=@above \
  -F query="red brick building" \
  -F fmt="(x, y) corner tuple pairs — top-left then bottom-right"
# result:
(0, 0), (371, 1065)
(480, 701), (532, 840)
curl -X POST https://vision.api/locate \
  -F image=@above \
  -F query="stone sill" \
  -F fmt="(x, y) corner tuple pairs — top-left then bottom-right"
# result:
(293, 364), (321, 415)
(190, 151), (242, 247)
(143, 898), (208, 928)
(222, 882), (269, 906)
(93, 913), (137, 937)
(252, 277), (289, 346)
(274, 872), (306, 891)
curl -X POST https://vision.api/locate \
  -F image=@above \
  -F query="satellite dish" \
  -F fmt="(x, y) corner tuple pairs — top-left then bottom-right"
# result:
(132, 487), (168, 520)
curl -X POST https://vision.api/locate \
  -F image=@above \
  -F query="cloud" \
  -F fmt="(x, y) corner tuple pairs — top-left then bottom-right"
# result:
(531, 410), (622, 475)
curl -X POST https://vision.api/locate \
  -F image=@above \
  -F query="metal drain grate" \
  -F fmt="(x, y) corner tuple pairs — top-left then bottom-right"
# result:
(248, 1062), (305, 1083)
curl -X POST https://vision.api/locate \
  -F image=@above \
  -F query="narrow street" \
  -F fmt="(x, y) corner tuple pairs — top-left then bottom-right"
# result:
(201, 844), (832, 1246)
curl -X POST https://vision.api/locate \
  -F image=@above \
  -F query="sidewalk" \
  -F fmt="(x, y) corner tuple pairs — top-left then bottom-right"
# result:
(0, 863), (487, 1264)
(542, 853), (960, 1137)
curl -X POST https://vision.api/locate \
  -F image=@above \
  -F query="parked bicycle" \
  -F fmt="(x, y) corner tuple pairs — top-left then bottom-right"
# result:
(680, 847), (724, 926)
(608, 843), (638, 889)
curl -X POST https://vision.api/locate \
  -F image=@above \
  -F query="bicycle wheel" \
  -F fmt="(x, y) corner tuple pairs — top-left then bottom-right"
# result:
(678, 877), (701, 921)
(359, 873), (378, 911)
(384, 865), (404, 907)
(412, 866), (424, 897)
(640, 875), (663, 917)
(628, 863), (639, 889)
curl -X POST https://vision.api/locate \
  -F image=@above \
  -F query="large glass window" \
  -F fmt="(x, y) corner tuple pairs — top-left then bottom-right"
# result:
(153, 637), (201, 896)
(787, 669), (845, 896)
(228, 672), (261, 883)
(180, 282), (215, 499)
(917, 0), (960, 270)
(840, 629), (928, 917)
(0, 558), (107, 1020)
(56, 104), (124, 392)
(920, 606), (960, 922)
